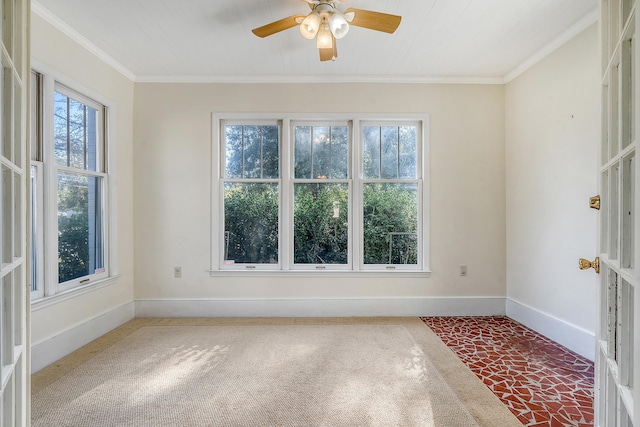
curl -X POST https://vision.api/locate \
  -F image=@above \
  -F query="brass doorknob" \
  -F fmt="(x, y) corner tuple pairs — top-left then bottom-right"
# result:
(589, 195), (600, 210)
(579, 257), (600, 274)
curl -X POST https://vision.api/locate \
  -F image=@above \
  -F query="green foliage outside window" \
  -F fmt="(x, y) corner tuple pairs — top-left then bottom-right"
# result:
(223, 182), (418, 265)
(224, 183), (279, 264)
(363, 183), (418, 264)
(294, 183), (348, 264)
(57, 178), (90, 283)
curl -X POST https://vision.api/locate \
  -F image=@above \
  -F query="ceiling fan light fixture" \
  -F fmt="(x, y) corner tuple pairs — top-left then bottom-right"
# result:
(316, 25), (333, 49)
(328, 12), (349, 39)
(251, 2), (402, 62)
(299, 12), (321, 39)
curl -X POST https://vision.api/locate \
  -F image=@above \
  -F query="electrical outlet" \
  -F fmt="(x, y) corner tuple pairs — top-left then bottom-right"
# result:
(174, 267), (182, 278)
(460, 265), (467, 276)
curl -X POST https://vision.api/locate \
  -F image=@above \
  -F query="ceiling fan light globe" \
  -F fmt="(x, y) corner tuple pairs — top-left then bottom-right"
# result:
(316, 26), (333, 49)
(299, 13), (321, 39)
(329, 13), (349, 39)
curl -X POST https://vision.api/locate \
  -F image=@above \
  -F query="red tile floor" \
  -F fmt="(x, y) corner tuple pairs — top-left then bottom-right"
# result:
(421, 317), (594, 427)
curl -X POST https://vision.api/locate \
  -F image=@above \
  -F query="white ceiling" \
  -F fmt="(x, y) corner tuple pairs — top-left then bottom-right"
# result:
(32, 0), (599, 83)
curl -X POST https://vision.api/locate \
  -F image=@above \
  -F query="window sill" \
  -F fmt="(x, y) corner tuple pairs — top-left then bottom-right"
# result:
(30, 275), (120, 312)
(208, 270), (431, 278)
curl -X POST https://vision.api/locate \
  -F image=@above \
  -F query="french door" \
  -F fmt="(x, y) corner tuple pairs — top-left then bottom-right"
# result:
(596, 0), (639, 425)
(0, 0), (29, 424)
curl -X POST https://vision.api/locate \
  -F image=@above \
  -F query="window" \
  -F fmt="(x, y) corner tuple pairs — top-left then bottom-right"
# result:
(222, 122), (279, 268)
(362, 124), (419, 268)
(30, 71), (111, 301)
(212, 115), (429, 274)
(293, 123), (350, 268)
(30, 71), (43, 296)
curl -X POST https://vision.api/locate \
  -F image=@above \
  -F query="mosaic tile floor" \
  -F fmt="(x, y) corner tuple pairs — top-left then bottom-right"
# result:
(421, 317), (594, 427)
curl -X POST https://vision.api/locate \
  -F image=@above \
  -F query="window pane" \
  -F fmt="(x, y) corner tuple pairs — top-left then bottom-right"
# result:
(2, 272), (14, 367)
(363, 126), (381, 179)
(399, 126), (417, 179)
(53, 91), (68, 167)
(294, 125), (349, 179)
(1, 65), (12, 162)
(86, 105), (98, 171)
(243, 126), (261, 178)
(330, 126), (348, 179)
(54, 91), (99, 171)
(294, 126), (312, 178)
(225, 125), (279, 179)
(312, 126), (330, 178)
(364, 125), (418, 179)
(262, 125), (279, 179)
(30, 166), (36, 292)
(363, 183), (418, 264)
(68, 98), (86, 169)
(381, 126), (399, 179)
(58, 171), (104, 283)
(13, 168), (20, 258)
(13, 74), (22, 165)
(1, 165), (11, 265)
(294, 183), (348, 264)
(224, 183), (278, 264)
(30, 72), (39, 161)
(224, 125), (242, 178)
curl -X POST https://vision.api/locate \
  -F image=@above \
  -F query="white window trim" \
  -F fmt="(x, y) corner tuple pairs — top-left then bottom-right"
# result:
(30, 65), (119, 304)
(211, 113), (431, 277)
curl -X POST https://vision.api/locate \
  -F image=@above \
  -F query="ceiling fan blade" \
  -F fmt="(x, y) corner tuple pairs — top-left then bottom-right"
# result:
(344, 8), (401, 34)
(252, 15), (305, 38)
(319, 34), (337, 61)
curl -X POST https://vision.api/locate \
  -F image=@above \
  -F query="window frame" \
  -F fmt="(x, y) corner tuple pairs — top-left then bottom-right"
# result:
(358, 120), (424, 271)
(53, 83), (110, 292)
(211, 113), (430, 277)
(30, 66), (117, 305)
(290, 120), (353, 271)
(29, 161), (44, 300)
(29, 70), (44, 300)
(219, 119), (282, 271)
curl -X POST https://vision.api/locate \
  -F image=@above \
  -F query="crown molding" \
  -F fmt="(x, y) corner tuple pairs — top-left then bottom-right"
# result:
(503, 9), (599, 83)
(134, 74), (505, 85)
(31, 0), (137, 82)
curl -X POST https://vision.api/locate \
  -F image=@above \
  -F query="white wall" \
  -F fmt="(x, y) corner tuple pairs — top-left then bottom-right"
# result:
(505, 24), (599, 359)
(30, 12), (135, 369)
(133, 83), (507, 315)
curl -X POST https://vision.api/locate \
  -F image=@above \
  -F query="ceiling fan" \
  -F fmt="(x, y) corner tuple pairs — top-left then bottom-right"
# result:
(252, 0), (401, 62)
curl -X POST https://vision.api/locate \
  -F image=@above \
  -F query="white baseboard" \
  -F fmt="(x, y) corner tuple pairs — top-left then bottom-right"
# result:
(134, 297), (507, 318)
(506, 298), (595, 361)
(31, 302), (135, 373)
(31, 297), (595, 373)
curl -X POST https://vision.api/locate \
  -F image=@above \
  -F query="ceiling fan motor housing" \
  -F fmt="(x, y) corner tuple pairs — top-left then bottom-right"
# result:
(308, 2), (349, 39)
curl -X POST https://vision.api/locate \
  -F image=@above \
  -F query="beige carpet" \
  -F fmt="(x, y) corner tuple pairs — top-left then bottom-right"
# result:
(32, 318), (522, 427)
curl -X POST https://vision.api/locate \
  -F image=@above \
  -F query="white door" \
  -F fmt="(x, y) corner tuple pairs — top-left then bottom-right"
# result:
(595, 0), (639, 425)
(0, 0), (29, 424)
